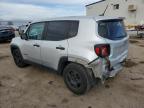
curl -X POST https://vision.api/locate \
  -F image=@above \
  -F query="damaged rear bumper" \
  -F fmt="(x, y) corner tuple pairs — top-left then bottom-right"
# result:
(88, 56), (127, 80)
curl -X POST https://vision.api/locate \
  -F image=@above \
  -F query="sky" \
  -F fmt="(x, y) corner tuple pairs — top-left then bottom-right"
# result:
(0, 0), (99, 21)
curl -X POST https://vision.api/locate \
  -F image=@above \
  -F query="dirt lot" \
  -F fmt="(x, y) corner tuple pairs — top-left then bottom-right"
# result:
(0, 38), (144, 108)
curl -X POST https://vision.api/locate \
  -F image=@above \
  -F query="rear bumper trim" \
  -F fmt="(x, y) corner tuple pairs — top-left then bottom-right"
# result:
(88, 57), (126, 80)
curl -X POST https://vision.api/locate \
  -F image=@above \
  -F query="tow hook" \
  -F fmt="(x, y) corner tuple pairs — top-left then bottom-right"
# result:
(103, 57), (113, 80)
(105, 57), (113, 71)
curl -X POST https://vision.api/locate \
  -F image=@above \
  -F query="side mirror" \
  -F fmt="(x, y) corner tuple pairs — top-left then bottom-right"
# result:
(19, 30), (24, 36)
(20, 32), (28, 40)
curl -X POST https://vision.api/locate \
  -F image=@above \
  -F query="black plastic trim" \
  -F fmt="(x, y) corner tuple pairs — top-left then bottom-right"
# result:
(24, 59), (58, 74)
(10, 44), (20, 53)
(24, 56), (68, 75)
(57, 56), (68, 74)
(88, 57), (99, 65)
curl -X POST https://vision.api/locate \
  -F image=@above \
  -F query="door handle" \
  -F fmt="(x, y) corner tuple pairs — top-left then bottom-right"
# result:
(33, 44), (40, 47)
(56, 46), (65, 50)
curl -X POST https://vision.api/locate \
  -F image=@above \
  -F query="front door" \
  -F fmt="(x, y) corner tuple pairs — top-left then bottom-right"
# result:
(23, 22), (45, 64)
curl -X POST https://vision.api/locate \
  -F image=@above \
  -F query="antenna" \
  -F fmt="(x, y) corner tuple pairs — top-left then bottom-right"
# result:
(99, 4), (109, 16)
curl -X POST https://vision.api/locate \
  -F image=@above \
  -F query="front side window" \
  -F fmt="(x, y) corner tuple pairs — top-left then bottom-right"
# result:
(27, 22), (45, 40)
(98, 19), (127, 40)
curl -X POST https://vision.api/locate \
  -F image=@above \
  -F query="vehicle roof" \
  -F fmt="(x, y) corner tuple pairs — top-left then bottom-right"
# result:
(32, 16), (124, 23)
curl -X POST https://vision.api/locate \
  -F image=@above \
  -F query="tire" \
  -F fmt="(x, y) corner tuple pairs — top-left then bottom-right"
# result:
(63, 63), (92, 95)
(12, 48), (27, 68)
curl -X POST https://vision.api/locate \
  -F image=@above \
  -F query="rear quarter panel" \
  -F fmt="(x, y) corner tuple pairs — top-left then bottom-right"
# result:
(67, 19), (107, 65)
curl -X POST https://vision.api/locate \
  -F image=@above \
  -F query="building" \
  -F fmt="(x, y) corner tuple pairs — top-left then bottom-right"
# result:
(86, 0), (144, 26)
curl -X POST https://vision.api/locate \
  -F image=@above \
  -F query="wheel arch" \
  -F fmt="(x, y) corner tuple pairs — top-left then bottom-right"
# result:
(10, 44), (21, 54)
(58, 56), (70, 75)
(58, 56), (89, 74)
(58, 56), (94, 78)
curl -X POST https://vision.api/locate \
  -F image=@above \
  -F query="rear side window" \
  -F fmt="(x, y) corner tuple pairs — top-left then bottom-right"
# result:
(44, 21), (79, 41)
(98, 19), (127, 40)
(68, 21), (79, 38)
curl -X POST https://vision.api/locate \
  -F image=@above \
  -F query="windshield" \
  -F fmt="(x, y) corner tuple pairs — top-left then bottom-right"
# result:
(98, 19), (127, 40)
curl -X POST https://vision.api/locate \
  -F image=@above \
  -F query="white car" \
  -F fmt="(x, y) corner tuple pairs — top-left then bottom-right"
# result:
(10, 16), (129, 94)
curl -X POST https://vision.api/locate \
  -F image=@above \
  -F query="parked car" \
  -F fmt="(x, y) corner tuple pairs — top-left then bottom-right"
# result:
(10, 16), (129, 94)
(0, 26), (15, 42)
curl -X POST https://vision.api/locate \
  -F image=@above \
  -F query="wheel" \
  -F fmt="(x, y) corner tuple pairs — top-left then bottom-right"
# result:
(63, 63), (92, 95)
(12, 48), (27, 68)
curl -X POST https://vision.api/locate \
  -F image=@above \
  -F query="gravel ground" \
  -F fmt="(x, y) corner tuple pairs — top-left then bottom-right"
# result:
(0, 38), (144, 108)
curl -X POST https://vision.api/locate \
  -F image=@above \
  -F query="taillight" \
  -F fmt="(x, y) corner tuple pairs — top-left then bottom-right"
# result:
(94, 44), (110, 58)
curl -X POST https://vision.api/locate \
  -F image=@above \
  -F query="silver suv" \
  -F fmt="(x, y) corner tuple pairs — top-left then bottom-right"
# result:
(10, 16), (129, 94)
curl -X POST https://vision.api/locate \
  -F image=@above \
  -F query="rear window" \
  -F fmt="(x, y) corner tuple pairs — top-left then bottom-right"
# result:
(98, 19), (127, 40)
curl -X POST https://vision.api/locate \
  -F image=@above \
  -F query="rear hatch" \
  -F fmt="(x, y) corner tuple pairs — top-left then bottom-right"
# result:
(97, 19), (128, 66)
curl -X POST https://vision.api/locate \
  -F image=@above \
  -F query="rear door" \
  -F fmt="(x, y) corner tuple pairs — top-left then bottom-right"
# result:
(41, 21), (70, 70)
(97, 19), (129, 66)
